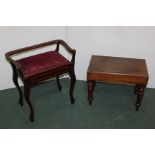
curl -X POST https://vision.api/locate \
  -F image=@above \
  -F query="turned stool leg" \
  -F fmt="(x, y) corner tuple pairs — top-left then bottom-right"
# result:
(11, 64), (23, 106)
(87, 80), (96, 105)
(56, 75), (62, 91)
(136, 85), (145, 111)
(134, 84), (139, 94)
(69, 66), (76, 104)
(24, 81), (34, 122)
(92, 81), (96, 92)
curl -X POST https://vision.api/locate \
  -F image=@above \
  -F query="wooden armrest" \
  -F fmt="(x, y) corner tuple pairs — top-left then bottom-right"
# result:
(5, 40), (58, 57)
(5, 40), (59, 69)
(5, 53), (22, 69)
(58, 40), (76, 54)
(58, 40), (76, 65)
(5, 39), (76, 68)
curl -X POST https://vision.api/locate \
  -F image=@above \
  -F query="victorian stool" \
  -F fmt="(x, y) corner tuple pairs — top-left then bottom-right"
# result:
(87, 55), (149, 110)
(5, 40), (76, 122)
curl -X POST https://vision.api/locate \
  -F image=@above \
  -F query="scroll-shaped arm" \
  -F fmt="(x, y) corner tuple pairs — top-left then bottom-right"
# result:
(58, 40), (76, 54)
(58, 40), (76, 66)
(5, 53), (22, 69)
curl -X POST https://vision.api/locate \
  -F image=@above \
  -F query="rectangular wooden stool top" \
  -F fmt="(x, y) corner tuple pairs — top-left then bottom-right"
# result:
(87, 55), (149, 85)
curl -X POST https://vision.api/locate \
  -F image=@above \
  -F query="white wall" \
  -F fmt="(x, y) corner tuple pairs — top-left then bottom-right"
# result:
(0, 26), (155, 90)
(68, 26), (155, 88)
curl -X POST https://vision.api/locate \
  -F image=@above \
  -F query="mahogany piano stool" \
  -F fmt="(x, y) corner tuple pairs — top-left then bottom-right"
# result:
(87, 55), (149, 110)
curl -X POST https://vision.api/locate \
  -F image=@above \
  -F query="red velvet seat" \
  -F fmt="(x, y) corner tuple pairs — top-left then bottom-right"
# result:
(17, 51), (71, 77)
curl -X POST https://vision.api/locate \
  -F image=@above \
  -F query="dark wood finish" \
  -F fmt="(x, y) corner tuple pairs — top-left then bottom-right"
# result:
(56, 75), (62, 91)
(87, 80), (95, 105)
(135, 85), (145, 110)
(24, 80), (34, 122)
(134, 84), (139, 94)
(69, 65), (76, 103)
(11, 64), (23, 106)
(87, 55), (149, 110)
(5, 39), (76, 122)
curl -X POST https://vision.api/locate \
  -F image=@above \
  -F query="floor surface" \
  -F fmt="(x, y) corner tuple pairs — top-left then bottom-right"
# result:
(0, 78), (155, 129)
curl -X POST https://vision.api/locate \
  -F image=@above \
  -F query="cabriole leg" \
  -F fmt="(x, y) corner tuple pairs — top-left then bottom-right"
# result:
(24, 81), (34, 122)
(11, 64), (23, 106)
(69, 66), (76, 104)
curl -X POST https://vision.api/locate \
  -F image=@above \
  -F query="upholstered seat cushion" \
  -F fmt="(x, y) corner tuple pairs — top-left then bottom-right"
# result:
(16, 51), (71, 77)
